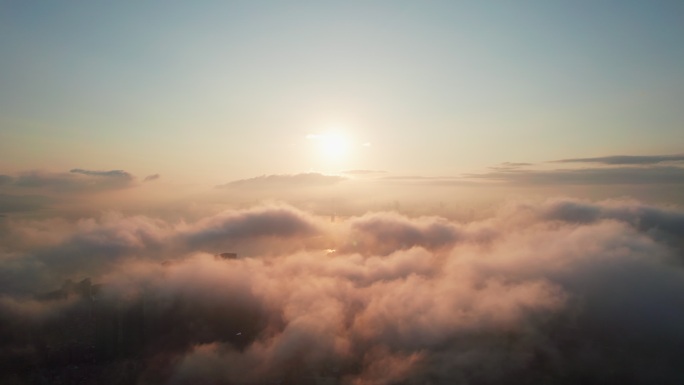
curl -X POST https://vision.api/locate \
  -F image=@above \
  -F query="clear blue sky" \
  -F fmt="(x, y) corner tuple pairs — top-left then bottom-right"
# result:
(1, 1), (683, 182)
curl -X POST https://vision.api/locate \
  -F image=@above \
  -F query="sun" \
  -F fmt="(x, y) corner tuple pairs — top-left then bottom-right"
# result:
(320, 132), (349, 159)
(307, 130), (351, 162)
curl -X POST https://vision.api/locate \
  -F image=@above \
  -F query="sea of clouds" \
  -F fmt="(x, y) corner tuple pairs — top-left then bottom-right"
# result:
(1, 198), (683, 384)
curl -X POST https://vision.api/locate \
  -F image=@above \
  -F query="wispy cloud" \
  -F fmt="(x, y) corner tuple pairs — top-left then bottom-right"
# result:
(488, 162), (535, 171)
(379, 175), (479, 186)
(342, 169), (387, 175)
(501, 162), (532, 167)
(143, 174), (161, 182)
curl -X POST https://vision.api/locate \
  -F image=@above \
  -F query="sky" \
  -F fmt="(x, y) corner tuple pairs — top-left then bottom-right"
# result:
(1, 2), (684, 384)
(2, 1), (683, 184)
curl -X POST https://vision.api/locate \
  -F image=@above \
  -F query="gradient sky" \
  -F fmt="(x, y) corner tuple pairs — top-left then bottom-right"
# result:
(1, 1), (683, 183)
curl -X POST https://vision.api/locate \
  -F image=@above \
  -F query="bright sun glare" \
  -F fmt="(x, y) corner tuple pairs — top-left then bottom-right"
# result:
(321, 132), (349, 158)
(307, 130), (351, 162)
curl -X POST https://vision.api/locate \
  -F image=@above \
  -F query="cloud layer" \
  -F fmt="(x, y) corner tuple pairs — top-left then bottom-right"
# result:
(1, 199), (684, 384)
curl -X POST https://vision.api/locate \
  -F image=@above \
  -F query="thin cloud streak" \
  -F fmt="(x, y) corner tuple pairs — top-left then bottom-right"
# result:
(553, 154), (684, 165)
(341, 170), (387, 175)
(468, 165), (684, 185)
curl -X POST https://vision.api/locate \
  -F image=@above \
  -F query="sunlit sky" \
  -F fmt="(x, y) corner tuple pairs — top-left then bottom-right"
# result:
(1, 1), (683, 184)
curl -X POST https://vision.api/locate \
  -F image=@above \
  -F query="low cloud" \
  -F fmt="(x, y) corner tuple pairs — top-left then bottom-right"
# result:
(1, 199), (684, 384)
(0, 169), (165, 213)
(218, 173), (346, 189)
(553, 154), (684, 165)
